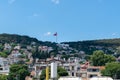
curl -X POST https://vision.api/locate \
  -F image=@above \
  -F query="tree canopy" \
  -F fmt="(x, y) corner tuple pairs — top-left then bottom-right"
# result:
(90, 50), (116, 66)
(0, 74), (7, 80)
(101, 62), (120, 79)
(7, 64), (30, 80)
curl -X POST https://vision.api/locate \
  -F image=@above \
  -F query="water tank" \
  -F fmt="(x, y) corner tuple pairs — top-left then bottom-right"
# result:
(51, 62), (57, 78)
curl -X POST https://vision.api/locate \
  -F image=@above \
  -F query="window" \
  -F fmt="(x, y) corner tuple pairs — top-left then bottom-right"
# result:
(72, 72), (74, 76)
(72, 66), (74, 70)
(77, 67), (80, 70)
(0, 68), (3, 70)
(87, 68), (99, 72)
(89, 75), (97, 78)
(5, 67), (8, 70)
(93, 69), (99, 72)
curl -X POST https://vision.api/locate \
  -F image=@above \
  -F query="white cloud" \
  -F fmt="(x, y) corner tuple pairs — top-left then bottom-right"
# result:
(51, 0), (60, 4)
(8, 0), (16, 4)
(112, 33), (117, 36)
(44, 32), (52, 36)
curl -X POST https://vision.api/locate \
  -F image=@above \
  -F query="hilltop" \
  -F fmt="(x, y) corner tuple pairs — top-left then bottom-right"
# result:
(0, 33), (57, 48)
(63, 38), (120, 54)
(0, 33), (120, 55)
(0, 33), (58, 59)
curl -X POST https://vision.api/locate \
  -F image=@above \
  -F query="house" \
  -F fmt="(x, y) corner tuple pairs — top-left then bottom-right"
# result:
(8, 50), (22, 64)
(27, 46), (32, 50)
(62, 62), (81, 77)
(14, 45), (21, 50)
(0, 57), (9, 75)
(31, 56), (82, 78)
(23, 50), (32, 59)
(4, 43), (11, 51)
(87, 66), (102, 78)
(28, 56), (104, 80)
(57, 44), (70, 50)
(80, 62), (105, 80)
(38, 46), (53, 53)
(31, 56), (65, 78)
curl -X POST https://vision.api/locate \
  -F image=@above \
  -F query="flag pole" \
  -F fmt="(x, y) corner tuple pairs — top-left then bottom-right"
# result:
(54, 32), (57, 43)
(56, 34), (57, 43)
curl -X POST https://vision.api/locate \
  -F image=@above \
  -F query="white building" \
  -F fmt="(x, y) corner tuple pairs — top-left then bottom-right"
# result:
(0, 57), (9, 75)
(8, 50), (22, 64)
(4, 43), (12, 51)
(14, 45), (21, 50)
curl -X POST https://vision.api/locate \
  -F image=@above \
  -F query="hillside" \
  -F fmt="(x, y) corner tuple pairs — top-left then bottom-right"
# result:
(62, 39), (120, 54)
(0, 33), (59, 59)
(0, 33), (120, 55)
(0, 33), (57, 48)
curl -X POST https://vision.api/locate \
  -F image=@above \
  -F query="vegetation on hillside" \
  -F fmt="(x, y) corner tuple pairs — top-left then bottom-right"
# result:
(0, 33), (57, 48)
(63, 39), (120, 54)
(0, 33), (120, 57)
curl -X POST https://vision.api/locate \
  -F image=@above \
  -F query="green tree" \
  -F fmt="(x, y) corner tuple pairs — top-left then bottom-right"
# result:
(57, 67), (68, 77)
(0, 52), (7, 58)
(61, 55), (71, 60)
(3, 50), (11, 54)
(91, 50), (116, 66)
(32, 46), (50, 59)
(8, 64), (30, 80)
(40, 69), (46, 80)
(0, 74), (7, 80)
(49, 50), (57, 57)
(85, 55), (91, 61)
(18, 69), (30, 80)
(104, 54), (116, 64)
(0, 44), (4, 51)
(40, 67), (68, 80)
(101, 62), (120, 79)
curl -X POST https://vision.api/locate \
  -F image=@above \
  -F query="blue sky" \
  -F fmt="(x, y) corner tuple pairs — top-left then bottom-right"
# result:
(0, 0), (120, 42)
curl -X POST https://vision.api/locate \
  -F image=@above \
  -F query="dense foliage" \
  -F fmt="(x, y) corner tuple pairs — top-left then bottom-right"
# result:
(90, 50), (116, 66)
(63, 39), (120, 54)
(0, 33), (57, 47)
(101, 62), (120, 79)
(7, 64), (30, 80)
(57, 67), (68, 77)
(0, 74), (7, 80)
